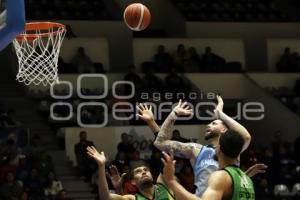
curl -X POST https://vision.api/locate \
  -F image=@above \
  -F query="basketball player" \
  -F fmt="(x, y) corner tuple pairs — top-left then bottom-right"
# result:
(162, 130), (255, 200)
(86, 146), (175, 200)
(137, 96), (266, 197)
(0, 0), (25, 51)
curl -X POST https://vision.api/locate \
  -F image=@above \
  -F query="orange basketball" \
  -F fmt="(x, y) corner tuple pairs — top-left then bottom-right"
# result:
(123, 3), (151, 31)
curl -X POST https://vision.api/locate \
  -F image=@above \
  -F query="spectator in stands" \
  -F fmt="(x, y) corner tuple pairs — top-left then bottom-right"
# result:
(290, 52), (300, 72)
(112, 152), (127, 173)
(71, 47), (95, 73)
(80, 108), (93, 124)
(172, 44), (188, 72)
(0, 137), (20, 165)
(129, 150), (144, 168)
(142, 69), (164, 94)
(201, 46), (226, 72)
(16, 156), (30, 184)
(0, 110), (22, 128)
(24, 168), (44, 200)
(34, 151), (54, 184)
(65, 25), (77, 40)
(74, 131), (95, 181)
(0, 172), (23, 200)
(153, 45), (173, 72)
(124, 65), (143, 96)
(117, 133), (135, 161)
(23, 134), (44, 161)
(149, 148), (162, 179)
(293, 78), (300, 96)
(186, 47), (201, 72)
(165, 68), (184, 96)
(277, 47), (292, 72)
(44, 171), (63, 200)
(171, 129), (190, 143)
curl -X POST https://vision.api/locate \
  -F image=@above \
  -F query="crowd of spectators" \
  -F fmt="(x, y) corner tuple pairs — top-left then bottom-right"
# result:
(0, 134), (69, 200)
(143, 44), (242, 73)
(58, 47), (106, 74)
(276, 48), (300, 72)
(266, 78), (300, 116)
(241, 134), (300, 199)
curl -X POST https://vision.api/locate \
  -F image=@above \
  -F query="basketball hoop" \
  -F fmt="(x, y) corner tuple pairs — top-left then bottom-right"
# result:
(13, 22), (66, 86)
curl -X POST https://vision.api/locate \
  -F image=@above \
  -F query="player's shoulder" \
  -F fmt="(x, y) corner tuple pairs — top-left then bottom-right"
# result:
(188, 142), (203, 157)
(209, 170), (232, 186)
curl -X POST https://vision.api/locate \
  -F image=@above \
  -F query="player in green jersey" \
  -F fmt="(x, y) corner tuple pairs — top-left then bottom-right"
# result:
(162, 130), (255, 200)
(86, 146), (175, 200)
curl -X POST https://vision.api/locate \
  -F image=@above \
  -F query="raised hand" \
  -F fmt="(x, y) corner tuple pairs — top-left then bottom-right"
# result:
(136, 103), (154, 122)
(161, 151), (176, 183)
(245, 163), (268, 177)
(106, 165), (126, 190)
(86, 146), (106, 166)
(174, 99), (193, 116)
(215, 95), (224, 112)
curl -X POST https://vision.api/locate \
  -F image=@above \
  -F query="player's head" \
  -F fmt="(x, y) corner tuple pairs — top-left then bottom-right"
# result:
(216, 130), (244, 160)
(79, 131), (87, 141)
(130, 163), (154, 189)
(205, 119), (228, 140)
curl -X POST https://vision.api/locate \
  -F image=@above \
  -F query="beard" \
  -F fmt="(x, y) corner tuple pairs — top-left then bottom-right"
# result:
(139, 179), (154, 190)
(204, 131), (220, 140)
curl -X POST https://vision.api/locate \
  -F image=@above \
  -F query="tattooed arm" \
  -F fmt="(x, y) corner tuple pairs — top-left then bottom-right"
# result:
(154, 100), (201, 159)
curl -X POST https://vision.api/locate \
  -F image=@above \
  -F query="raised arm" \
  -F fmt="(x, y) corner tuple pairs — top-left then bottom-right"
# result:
(215, 96), (251, 153)
(154, 100), (200, 159)
(162, 152), (230, 200)
(86, 147), (134, 200)
(136, 103), (160, 134)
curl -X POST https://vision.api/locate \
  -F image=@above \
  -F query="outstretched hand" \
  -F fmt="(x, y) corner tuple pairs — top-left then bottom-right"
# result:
(245, 163), (268, 177)
(136, 103), (155, 122)
(106, 165), (126, 190)
(86, 146), (106, 166)
(161, 151), (177, 183)
(174, 99), (193, 116)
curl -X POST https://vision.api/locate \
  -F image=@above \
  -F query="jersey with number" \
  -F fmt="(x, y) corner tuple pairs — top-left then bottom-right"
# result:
(224, 165), (255, 200)
(193, 145), (219, 197)
(135, 183), (174, 200)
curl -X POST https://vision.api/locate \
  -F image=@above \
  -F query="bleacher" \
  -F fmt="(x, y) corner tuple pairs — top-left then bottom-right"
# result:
(171, 0), (291, 22)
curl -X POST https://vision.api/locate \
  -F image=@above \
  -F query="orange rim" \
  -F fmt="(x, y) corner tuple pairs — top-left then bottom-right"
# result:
(16, 22), (66, 42)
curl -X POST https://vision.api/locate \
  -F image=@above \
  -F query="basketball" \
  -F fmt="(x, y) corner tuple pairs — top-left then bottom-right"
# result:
(123, 3), (151, 31)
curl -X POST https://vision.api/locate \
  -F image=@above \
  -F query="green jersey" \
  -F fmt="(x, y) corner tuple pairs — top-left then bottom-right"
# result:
(135, 183), (175, 200)
(224, 166), (255, 200)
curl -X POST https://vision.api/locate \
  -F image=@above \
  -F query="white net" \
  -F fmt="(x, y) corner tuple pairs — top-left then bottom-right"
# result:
(13, 22), (66, 86)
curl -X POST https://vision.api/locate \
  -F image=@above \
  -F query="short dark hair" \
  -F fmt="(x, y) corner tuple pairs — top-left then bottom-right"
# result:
(79, 131), (86, 136)
(129, 161), (150, 180)
(219, 130), (244, 158)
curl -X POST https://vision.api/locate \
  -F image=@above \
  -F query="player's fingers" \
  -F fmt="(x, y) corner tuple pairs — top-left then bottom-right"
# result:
(178, 99), (182, 106)
(162, 151), (171, 161)
(161, 157), (167, 166)
(139, 103), (146, 110)
(136, 106), (142, 113)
